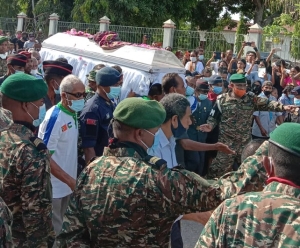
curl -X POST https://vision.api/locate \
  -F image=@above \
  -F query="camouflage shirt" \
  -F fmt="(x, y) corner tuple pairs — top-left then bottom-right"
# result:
(0, 123), (55, 247)
(196, 181), (300, 247)
(0, 58), (7, 77)
(207, 92), (285, 146)
(0, 197), (13, 248)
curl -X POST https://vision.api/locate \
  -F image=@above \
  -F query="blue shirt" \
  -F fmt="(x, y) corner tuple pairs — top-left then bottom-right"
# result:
(79, 94), (115, 156)
(148, 128), (178, 168)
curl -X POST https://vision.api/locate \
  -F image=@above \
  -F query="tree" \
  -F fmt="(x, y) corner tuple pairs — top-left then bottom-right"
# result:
(234, 14), (248, 54)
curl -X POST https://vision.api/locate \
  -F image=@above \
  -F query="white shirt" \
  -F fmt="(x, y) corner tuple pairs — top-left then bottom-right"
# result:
(38, 104), (78, 198)
(185, 61), (204, 74)
(148, 128), (177, 168)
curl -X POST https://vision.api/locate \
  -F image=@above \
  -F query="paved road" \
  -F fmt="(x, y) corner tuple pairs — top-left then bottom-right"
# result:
(181, 220), (204, 248)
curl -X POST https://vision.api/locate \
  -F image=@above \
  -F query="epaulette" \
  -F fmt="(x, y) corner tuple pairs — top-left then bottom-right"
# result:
(143, 155), (167, 170)
(29, 137), (47, 151)
(171, 165), (185, 171)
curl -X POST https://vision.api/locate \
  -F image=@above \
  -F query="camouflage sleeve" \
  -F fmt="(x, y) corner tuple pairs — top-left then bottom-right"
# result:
(253, 96), (285, 112)
(0, 197), (13, 247)
(16, 144), (55, 247)
(216, 140), (269, 200)
(195, 201), (227, 247)
(57, 167), (91, 248)
(206, 103), (222, 130)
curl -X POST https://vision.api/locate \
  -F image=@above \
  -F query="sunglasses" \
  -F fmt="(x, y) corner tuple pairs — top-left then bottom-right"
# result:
(66, 92), (87, 98)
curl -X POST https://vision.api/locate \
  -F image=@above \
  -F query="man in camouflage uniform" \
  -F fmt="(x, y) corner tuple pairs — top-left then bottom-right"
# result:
(0, 73), (55, 247)
(0, 36), (8, 77)
(197, 123), (300, 248)
(85, 69), (97, 101)
(200, 73), (294, 179)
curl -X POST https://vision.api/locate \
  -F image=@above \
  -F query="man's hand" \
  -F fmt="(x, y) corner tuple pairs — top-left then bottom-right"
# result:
(215, 142), (235, 154)
(251, 41), (256, 47)
(284, 105), (298, 113)
(67, 178), (76, 191)
(127, 90), (136, 98)
(260, 127), (268, 137)
(199, 124), (213, 132)
(182, 211), (213, 225)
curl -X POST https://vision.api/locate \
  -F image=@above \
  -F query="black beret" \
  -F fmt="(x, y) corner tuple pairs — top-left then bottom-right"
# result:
(43, 60), (73, 76)
(6, 54), (27, 67)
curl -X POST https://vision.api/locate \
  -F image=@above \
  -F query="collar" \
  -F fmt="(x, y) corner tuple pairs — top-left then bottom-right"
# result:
(267, 177), (300, 189)
(57, 102), (78, 127)
(157, 128), (175, 149)
(13, 120), (36, 133)
(264, 180), (300, 199)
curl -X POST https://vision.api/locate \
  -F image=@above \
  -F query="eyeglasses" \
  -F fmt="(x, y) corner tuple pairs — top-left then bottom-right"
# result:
(65, 92), (87, 98)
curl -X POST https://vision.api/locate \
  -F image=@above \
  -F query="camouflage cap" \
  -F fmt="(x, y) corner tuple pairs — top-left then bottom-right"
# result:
(269, 123), (300, 157)
(0, 108), (13, 131)
(113, 98), (166, 129)
(86, 70), (97, 82)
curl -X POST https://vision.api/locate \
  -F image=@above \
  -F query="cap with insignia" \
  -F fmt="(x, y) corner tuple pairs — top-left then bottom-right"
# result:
(86, 70), (98, 82)
(6, 54), (27, 67)
(96, 67), (122, 87)
(43, 60), (73, 76)
(0, 108), (13, 131)
(0, 36), (8, 45)
(269, 123), (300, 157)
(113, 98), (166, 129)
(1, 73), (48, 102)
(229, 73), (246, 84)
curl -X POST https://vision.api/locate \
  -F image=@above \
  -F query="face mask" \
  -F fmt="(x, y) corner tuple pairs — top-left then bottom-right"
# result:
(251, 85), (261, 95)
(294, 99), (300, 106)
(53, 80), (60, 95)
(233, 87), (246, 98)
(30, 69), (38, 75)
(198, 94), (208, 100)
(27, 103), (46, 127)
(171, 117), (186, 138)
(212, 86), (222, 95)
(0, 54), (6, 59)
(289, 94), (295, 99)
(68, 98), (85, 112)
(198, 55), (204, 60)
(263, 90), (272, 96)
(191, 57), (197, 63)
(106, 86), (121, 99)
(142, 129), (159, 154)
(185, 86), (194, 96)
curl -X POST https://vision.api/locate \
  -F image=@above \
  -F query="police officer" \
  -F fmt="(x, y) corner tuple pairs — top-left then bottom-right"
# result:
(185, 80), (212, 175)
(43, 60), (73, 110)
(0, 73), (55, 247)
(0, 54), (27, 85)
(200, 73), (294, 179)
(79, 67), (122, 163)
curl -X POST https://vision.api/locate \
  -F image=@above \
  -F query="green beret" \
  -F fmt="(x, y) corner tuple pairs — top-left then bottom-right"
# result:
(0, 36), (8, 45)
(1, 73), (48, 102)
(230, 73), (246, 83)
(86, 70), (97, 82)
(269, 123), (300, 157)
(113, 98), (166, 129)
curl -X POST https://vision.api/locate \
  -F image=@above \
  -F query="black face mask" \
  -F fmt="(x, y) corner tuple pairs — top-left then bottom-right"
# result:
(171, 118), (186, 138)
(263, 90), (272, 96)
(251, 85), (261, 95)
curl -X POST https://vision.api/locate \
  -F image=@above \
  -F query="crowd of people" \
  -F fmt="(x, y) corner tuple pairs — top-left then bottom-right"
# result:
(0, 30), (299, 248)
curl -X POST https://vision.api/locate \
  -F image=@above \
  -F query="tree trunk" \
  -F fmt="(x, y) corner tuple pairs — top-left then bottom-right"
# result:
(253, 0), (264, 25)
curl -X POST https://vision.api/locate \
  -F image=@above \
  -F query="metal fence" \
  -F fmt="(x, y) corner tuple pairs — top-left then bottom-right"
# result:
(57, 21), (100, 34)
(0, 17), (17, 35)
(109, 25), (163, 44)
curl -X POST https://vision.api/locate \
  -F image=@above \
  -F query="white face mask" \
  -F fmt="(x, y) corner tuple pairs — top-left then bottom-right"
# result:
(31, 69), (38, 75)
(191, 57), (197, 63)
(0, 54), (7, 59)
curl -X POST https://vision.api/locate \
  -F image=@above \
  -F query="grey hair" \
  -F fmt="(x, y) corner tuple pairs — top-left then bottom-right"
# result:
(60, 75), (84, 94)
(160, 93), (190, 123)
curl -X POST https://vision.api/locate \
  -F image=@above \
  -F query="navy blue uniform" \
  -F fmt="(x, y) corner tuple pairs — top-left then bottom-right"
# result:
(79, 94), (115, 156)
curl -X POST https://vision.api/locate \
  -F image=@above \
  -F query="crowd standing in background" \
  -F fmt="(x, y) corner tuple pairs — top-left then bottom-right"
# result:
(0, 30), (299, 248)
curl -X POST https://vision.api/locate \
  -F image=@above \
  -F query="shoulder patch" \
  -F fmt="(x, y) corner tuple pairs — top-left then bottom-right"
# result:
(143, 155), (167, 170)
(29, 137), (47, 151)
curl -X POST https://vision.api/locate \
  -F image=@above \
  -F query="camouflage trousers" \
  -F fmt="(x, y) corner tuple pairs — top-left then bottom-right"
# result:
(206, 136), (249, 179)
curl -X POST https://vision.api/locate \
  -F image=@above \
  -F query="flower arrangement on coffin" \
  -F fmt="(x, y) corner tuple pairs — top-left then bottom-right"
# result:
(65, 28), (92, 37)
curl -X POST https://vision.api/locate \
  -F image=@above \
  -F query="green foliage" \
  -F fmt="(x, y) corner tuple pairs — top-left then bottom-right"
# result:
(234, 14), (248, 54)
(291, 22), (300, 60)
(204, 32), (232, 59)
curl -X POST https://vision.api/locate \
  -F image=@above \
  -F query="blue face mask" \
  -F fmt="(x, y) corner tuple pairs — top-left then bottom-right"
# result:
(198, 94), (208, 101)
(185, 86), (195, 96)
(289, 94), (295, 99)
(107, 86), (121, 99)
(142, 129), (160, 154)
(212, 86), (223, 95)
(28, 103), (46, 127)
(294, 99), (300, 106)
(68, 98), (85, 112)
(198, 55), (204, 60)
(53, 80), (60, 95)
(171, 117), (186, 138)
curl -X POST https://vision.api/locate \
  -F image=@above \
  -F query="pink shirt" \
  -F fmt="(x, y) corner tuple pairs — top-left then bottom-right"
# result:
(283, 76), (300, 86)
